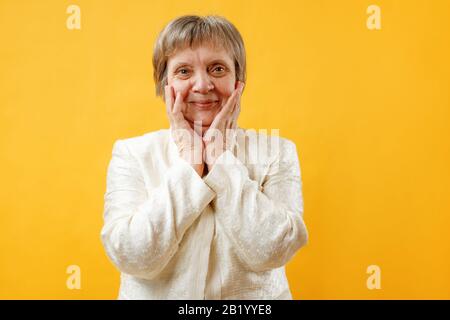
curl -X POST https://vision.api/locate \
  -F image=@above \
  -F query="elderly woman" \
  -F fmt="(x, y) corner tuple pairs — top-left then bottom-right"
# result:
(101, 15), (308, 300)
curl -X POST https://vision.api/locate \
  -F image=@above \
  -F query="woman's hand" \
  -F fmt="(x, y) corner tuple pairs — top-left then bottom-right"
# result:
(203, 81), (244, 171)
(165, 85), (205, 177)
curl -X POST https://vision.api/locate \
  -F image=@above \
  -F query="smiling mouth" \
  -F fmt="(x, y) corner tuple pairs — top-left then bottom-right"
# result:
(189, 101), (219, 110)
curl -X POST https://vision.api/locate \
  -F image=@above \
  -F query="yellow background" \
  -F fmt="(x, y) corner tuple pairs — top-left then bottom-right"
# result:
(1, 0), (449, 299)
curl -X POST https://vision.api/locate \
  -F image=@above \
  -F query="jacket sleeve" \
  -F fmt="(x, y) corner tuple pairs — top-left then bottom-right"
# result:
(101, 139), (216, 280)
(203, 138), (308, 273)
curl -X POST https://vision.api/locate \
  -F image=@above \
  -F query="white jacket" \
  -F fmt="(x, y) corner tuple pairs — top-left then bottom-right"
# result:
(101, 128), (308, 299)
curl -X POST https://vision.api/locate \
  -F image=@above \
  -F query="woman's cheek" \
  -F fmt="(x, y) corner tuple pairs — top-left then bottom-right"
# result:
(170, 81), (188, 96)
(216, 81), (235, 100)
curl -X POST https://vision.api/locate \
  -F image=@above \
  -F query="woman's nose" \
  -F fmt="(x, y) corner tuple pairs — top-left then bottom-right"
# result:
(191, 72), (214, 93)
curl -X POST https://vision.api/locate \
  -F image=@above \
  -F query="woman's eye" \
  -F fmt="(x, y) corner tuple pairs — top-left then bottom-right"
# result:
(212, 66), (225, 73)
(210, 65), (228, 76)
(176, 68), (190, 76)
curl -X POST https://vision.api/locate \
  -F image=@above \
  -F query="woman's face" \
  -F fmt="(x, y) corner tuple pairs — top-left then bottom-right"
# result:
(166, 43), (237, 130)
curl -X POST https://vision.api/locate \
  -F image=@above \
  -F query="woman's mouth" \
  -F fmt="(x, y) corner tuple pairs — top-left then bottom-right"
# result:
(189, 100), (219, 110)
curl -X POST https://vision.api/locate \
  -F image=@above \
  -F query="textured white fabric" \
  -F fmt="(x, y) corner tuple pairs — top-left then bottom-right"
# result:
(101, 128), (308, 300)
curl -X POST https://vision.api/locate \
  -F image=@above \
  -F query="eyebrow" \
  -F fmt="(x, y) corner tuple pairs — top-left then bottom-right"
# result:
(172, 59), (231, 69)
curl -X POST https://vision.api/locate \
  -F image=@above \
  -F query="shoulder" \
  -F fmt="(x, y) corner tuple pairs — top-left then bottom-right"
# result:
(110, 129), (170, 157)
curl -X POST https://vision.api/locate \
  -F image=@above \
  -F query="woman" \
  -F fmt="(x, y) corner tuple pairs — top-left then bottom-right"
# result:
(101, 15), (308, 300)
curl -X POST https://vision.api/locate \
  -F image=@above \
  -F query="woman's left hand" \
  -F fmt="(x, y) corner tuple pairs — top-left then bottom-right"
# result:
(203, 81), (245, 171)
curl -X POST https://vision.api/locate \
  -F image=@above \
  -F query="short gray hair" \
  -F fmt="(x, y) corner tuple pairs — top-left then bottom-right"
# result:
(152, 15), (247, 99)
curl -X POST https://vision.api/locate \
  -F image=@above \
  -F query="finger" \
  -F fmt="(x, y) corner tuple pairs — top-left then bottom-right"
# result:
(181, 86), (190, 114)
(231, 103), (241, 129)
(225, 120), (238, 150)
(173, 86), (189, 114)
(206, 92), (238, 138)
(216, 89), (239, 124)
(173, 91), (183, 114)
(165, 85), (174, 114)
(205, 85), (241, 140)
(227, 88), (240, 115)
(171, 92), (188, 125)
(207, 107), (227, 135)
(233, 90), (241, 118)
(167, 86), (187, 127)
(203, 119), (221, 142)
(165, 86), (176, 127)
(231, 90), (241, 115)
(231, 81), (244, 114)
(203, 125), (214, 142)
(227, 95), (241, 131)
(222, 89), (240, 128)
(225, 118), (231, 130)
(235, 80), (245, 92)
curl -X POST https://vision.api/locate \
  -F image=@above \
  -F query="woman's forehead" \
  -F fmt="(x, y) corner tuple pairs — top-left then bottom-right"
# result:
(169, 43), (233, 65)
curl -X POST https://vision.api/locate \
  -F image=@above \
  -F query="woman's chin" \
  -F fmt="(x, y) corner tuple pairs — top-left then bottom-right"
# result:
(187, 115), (215, 128)
(185, 118), (212, 135)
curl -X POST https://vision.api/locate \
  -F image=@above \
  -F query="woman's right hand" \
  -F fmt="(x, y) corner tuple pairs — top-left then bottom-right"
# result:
(164, 85), (205, 177)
